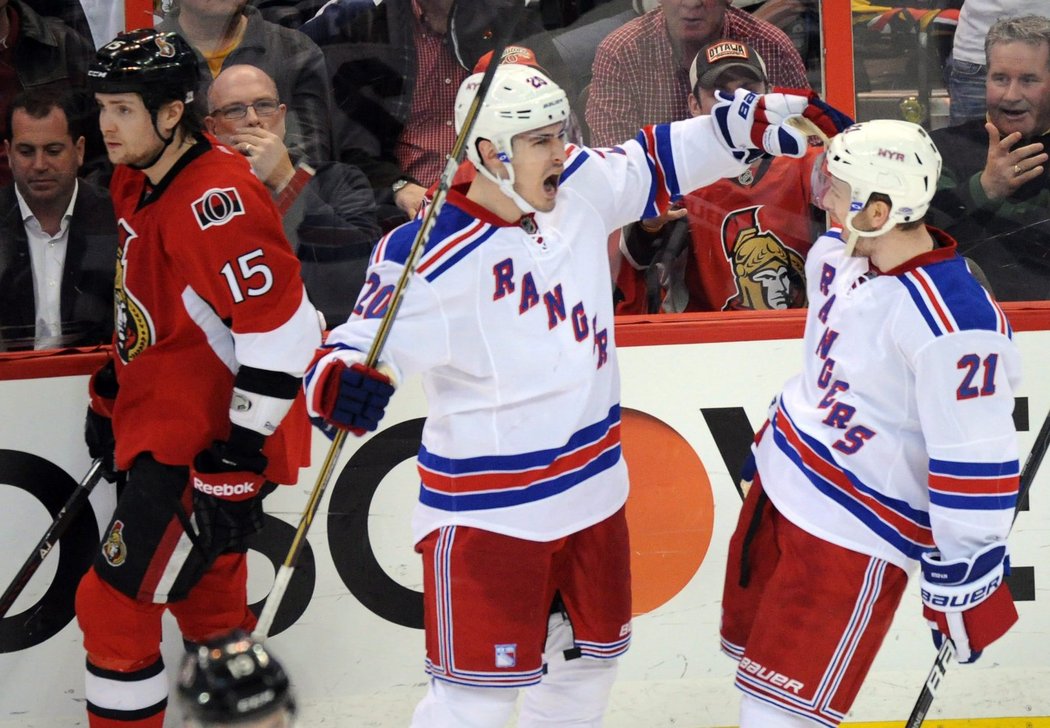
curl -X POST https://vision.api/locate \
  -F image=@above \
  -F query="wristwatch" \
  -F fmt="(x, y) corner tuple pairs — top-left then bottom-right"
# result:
(391, 176), (415, 196)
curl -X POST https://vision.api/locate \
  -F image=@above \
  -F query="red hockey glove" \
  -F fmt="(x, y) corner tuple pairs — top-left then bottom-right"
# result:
(773, 87), (855, 140)
(712, 88), (810, 162)
(921, 542), (1018, 663)
(311, 355), (396, 436)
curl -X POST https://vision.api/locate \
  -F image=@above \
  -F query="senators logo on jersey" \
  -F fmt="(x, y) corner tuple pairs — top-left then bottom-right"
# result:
(102, 520), (128, 567)
(114, 219), (155, 363)
(192, 187), (245, 230)
(721, 206), (806, 311)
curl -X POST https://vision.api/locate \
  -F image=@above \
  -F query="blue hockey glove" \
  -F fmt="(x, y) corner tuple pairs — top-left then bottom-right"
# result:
(712, 88), (810, 162)
(309, 352), (396, 436)
(920, 542), (1018, 663)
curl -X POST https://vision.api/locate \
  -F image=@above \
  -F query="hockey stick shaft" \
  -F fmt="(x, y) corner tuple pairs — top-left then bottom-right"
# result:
(903, 407), (1050, 727)
(252, 7), (527, 641)
(0, 458), (104, 618)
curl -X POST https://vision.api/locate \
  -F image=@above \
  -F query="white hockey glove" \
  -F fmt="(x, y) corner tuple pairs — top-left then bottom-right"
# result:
(920, 542), (1018, 663)
(711, 88), (810, 162)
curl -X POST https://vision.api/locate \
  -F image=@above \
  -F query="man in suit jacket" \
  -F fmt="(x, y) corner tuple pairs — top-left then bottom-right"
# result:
(0, 87), (116, 351)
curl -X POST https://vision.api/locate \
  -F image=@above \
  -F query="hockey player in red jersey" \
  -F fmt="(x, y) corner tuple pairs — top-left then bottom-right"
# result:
(77, 29), (321, 728)
(721, 119), (1021, 727)
(305, 62), (844, 726)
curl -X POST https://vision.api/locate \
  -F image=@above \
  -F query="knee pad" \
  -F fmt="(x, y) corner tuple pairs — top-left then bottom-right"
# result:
(740, 693), (822, 728)
(410, 679), (518, 728)
(519, 656), (618, 727)
(76, 568), (163, 670)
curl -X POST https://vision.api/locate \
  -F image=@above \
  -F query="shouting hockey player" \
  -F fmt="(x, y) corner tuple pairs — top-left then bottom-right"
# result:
(721, 119), (1021, 727)
(306, 64), (845, 726)
(76, 29), (321, 728)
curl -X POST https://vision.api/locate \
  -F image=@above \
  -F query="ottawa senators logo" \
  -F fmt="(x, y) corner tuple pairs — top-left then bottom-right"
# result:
(102, 520), (128, 567)
(192, 188), (245, 230)
(114, 219), (155, 363)
(721, 206), (806, 311)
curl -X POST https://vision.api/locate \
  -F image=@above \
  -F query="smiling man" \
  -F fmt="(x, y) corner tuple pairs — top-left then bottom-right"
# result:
(929, 14), (1050, 301)
(0, 87), (116, 350)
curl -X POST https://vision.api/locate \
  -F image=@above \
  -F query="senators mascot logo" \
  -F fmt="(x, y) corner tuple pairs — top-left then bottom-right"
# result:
(102, 520), (128, 567)
(192, 188), (245, 230)
(114, 219), (155, 363)
(721, 206), (806, 310)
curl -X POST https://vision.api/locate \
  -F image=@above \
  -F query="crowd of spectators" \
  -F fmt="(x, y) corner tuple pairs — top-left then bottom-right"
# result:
(2, 0), (1050, 354)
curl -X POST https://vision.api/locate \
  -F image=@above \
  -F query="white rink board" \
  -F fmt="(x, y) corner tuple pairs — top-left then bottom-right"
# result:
(0, 331), (1048, 727)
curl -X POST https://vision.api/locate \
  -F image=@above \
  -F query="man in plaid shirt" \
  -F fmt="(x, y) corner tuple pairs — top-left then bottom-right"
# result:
(586, 0), (810, 147)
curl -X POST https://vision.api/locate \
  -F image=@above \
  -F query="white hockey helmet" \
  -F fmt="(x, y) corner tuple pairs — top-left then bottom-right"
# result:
(823, 119), (942, 252)
(454, 64), (570, 170)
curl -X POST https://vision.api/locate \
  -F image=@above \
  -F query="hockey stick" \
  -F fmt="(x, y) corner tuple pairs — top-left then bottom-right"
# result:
(251, 6), (528, 641)
(903, 407), (1050, 727)
(784, 115), (831, 147)
(0, 458), (104, 618)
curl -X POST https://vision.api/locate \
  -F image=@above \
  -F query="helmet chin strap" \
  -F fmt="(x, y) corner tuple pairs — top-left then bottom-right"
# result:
(477, 150), (538, 215)
(128, 109), (178, 171)
(841, 207), (897, 256)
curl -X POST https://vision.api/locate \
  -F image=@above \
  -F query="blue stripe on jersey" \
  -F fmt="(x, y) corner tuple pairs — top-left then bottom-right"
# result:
(419, 405), (621, 475)
(772, 406), (931, 559)
(653, 123), (681, 200)
(560, 149), (588, 182)
(929, 458), (1021, 477)
(899, 257), (1007, 337)
(379, 221), (424, 266)
(423, 226), (498, 282)
(418, 445), (621, 511)
(929, 491), (1018, 510)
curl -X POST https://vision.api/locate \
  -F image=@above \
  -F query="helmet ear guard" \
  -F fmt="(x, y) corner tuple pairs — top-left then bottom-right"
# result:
(822, 119), (942, 254)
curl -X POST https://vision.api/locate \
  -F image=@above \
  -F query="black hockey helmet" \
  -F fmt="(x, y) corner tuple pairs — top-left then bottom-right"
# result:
(88, 29), (199, 110)
(177, 629), (297, 726)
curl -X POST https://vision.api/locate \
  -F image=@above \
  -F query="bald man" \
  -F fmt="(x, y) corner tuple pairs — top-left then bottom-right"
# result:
(206, 64), (381, 325)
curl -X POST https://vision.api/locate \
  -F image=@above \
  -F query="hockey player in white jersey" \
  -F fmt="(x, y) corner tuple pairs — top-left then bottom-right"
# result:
(721, 119), (1022, 728)
(305, 65), (840, 727)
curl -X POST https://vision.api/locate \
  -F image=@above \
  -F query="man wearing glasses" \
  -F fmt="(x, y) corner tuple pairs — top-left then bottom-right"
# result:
(205, 64), (381, 325)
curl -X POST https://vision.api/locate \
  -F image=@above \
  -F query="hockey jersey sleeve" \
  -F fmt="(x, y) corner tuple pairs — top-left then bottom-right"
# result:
(563, 114), (749, 233)
(167, 165), (322, 377)
(906, 309), (1021, 562)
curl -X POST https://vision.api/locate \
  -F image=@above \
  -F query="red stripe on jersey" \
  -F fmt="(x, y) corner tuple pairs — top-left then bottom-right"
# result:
(418, 423), (621, 495)
(641, 126), (670, 212)
(776, 412), (933, 546)
(416, 220), (487, 275)
(910, 270), (956, 333)
(929, 473), (1019, 496)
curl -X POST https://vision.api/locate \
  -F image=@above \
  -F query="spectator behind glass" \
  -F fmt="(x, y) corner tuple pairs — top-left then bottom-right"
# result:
(585, 0), (809, 147)
(158, 0), (334, 165)
(0, 87), (116, 351)
(945, 0), (1046, 125)
(615, 39), (822, 313)
(0, 0), (95, 187)
(928, 14), (1050, 301)
(205, 64), (381, 326)
(300, 0), (544, 224)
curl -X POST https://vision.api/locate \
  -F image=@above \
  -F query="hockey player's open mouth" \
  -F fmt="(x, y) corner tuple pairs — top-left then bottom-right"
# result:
(543, 173), (559, 197)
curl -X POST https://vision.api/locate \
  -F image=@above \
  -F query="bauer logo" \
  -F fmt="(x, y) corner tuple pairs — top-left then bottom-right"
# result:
(495, 644), (517, 668)
(192, 187), (245, 230)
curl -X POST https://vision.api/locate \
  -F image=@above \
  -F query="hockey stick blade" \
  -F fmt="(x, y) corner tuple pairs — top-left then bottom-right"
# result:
(252, 2), (532, 641)
(903, 407), (1050, 727)
(0, 458), (104, 618)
